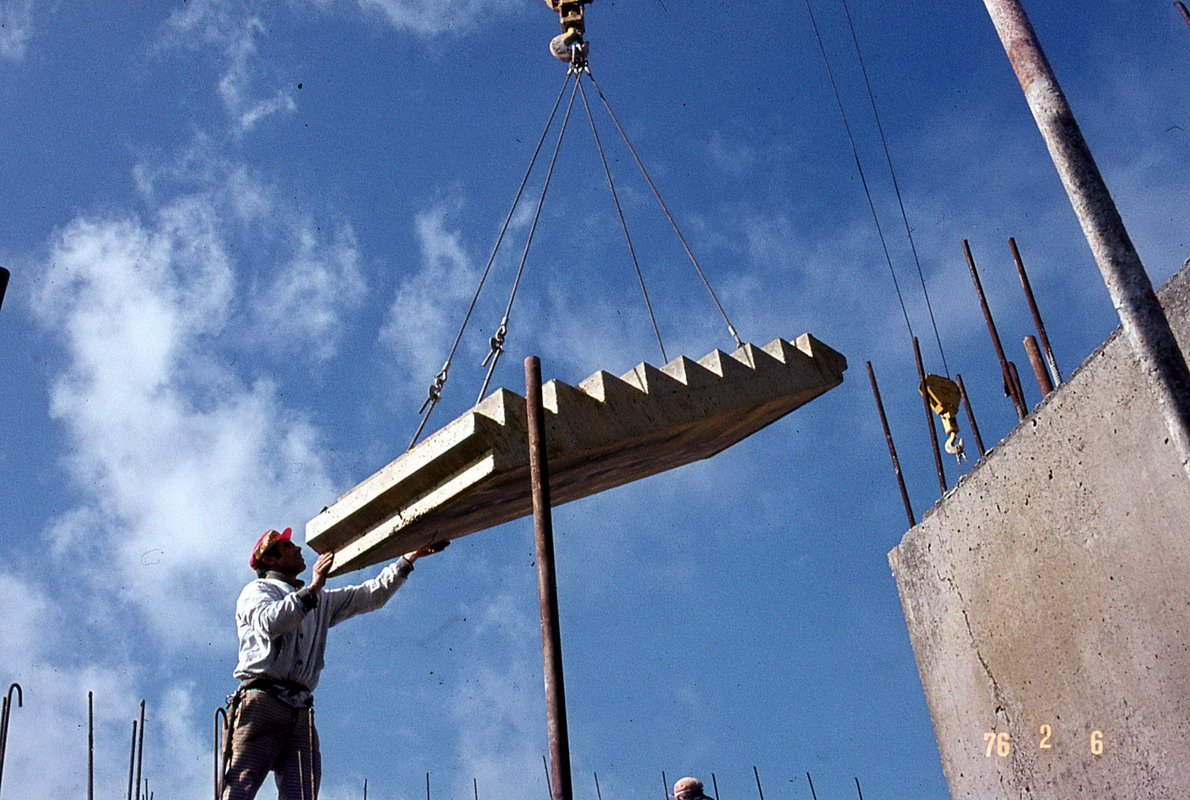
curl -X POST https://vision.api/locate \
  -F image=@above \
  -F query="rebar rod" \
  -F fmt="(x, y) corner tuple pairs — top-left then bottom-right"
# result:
(135, 700), (145, 800)
(1009, 238), (1062, 385)
(0, 683), (23, 799)
(867, 361), (916, 527)
(806, 773), (819, 800)
(214, 706), (228, 800)
(126, 721), (137, 800)
(661, 771), (669, 800)
(1008, 361), (1028, 413)
(914, 337), (948, 494)
(963, 240), (1028, 421)
(527, 355), (573, 800)
(88, 691), (95, 800)
(594, 772), (603, 800)
(983, 0), (1190, 477)
(955, 374), (987, 457)
(752, 766), (764, 800)
(1024, 336), (1054, 396)
(711, 773), (720, 800)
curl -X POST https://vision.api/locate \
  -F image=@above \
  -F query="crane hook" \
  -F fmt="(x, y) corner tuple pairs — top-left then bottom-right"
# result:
(920, 374), (966, 459)
(544, 0), (592, 67)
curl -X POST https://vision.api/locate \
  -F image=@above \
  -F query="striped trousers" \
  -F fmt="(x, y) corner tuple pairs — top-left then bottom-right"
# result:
(223, 689), (321, 800)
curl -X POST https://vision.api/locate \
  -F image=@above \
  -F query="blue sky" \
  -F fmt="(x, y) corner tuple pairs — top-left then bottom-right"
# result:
(1, 1), (1187, 798)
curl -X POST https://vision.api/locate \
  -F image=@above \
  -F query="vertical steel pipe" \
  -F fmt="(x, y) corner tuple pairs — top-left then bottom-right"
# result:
(955, 374), (987, 457)
(983, 0), (1190, 477)
(963, 240), (1028, 421)
(866, 361), (916, 527)
(525, 356), (573, 800)
(1009, 238), (1063, 386)
(1024, 336), (1054, 396)
(913, 338), (948, 494)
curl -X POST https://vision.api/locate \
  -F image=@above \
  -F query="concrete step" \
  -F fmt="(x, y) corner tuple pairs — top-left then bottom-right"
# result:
(308, 333), (847, 575)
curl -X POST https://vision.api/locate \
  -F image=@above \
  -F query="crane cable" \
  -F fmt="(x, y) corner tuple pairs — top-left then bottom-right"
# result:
(408, 70), (576, 449)
(474, 73), (582, 404)
(577, 74), (668, 364)
(839, 0), (950, 378)
(411, 30), (745, 448)
(587, 68), (744, 352)
(803, 0), (963, 457)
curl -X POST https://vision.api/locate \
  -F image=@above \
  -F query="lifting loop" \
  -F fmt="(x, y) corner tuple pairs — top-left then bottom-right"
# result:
(920, 374), (965, 458)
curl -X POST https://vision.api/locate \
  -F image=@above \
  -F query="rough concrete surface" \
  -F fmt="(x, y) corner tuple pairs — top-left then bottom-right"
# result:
(889, 262), (1190, 799)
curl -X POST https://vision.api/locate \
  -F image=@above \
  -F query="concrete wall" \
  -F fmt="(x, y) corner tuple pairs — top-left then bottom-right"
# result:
(889, 262), (1190, 799)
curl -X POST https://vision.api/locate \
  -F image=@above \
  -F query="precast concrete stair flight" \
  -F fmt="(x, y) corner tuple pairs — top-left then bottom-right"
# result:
(308, 333), (846, 575)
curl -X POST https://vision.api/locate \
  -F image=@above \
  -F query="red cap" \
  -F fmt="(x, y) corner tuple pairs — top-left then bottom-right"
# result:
(250, 527), (292, 570)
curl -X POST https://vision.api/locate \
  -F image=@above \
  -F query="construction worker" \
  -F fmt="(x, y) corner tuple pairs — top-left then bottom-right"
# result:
(672, 777), (715, 800)
(221, 527), (446, 799)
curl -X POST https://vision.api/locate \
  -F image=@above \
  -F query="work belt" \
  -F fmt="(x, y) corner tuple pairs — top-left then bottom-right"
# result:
(237, 676), (312, 699)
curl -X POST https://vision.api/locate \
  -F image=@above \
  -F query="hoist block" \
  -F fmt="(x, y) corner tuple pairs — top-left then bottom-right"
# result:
(307, 334), (846, 575)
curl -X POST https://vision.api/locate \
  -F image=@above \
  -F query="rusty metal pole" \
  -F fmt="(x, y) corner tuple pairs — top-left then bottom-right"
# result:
(955, 374), (987, 457)
(983, 0), (1190, 477)
(1008, 238), (1063, 386)
(963, 240), (1028, 421)
(913, 338), (948, 494)
(866, 362), (916, 527)
(525, 356), (573, 800)
(1024, 336), (1055, 396)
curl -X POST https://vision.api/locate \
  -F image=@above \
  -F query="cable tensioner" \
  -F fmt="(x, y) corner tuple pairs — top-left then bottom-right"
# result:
(543, 0), (592, 68)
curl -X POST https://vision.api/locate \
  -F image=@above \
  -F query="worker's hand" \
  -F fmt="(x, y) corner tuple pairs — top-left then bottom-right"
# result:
(308, 552), (335, 594)
(403, 540), (449, 564)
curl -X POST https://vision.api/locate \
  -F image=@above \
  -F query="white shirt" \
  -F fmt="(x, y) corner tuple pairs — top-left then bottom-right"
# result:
(233, 557), (413, 696)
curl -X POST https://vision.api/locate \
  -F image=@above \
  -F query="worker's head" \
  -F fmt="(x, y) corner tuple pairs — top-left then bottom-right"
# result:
(250, 527), (305, 578)
(673, 777), (710, 800)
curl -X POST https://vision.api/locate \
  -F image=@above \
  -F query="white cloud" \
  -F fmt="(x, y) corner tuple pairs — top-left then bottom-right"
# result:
(0, 0), (34, 61)
(381, 200), (484, 389)
(355, 0), (523, 37)
(30, 195), (337, 649)
(160, 6), (296, 133)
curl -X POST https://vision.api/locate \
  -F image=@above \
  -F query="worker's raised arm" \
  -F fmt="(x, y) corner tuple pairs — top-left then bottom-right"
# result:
(323, 542), (448, 627)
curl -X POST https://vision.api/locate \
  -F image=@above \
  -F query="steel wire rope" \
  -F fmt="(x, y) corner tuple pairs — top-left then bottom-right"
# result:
(585, 68), (744, 350)
(840, 0), (951, 376)
(802, 0), (916, 345)
(577, 74), (668, 363)
(408, 71), (575, 449)
(475, 72), (584, 402)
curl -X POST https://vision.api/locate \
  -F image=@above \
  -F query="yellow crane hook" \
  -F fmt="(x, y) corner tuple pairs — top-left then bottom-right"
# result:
(920, 374), (965, 458)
